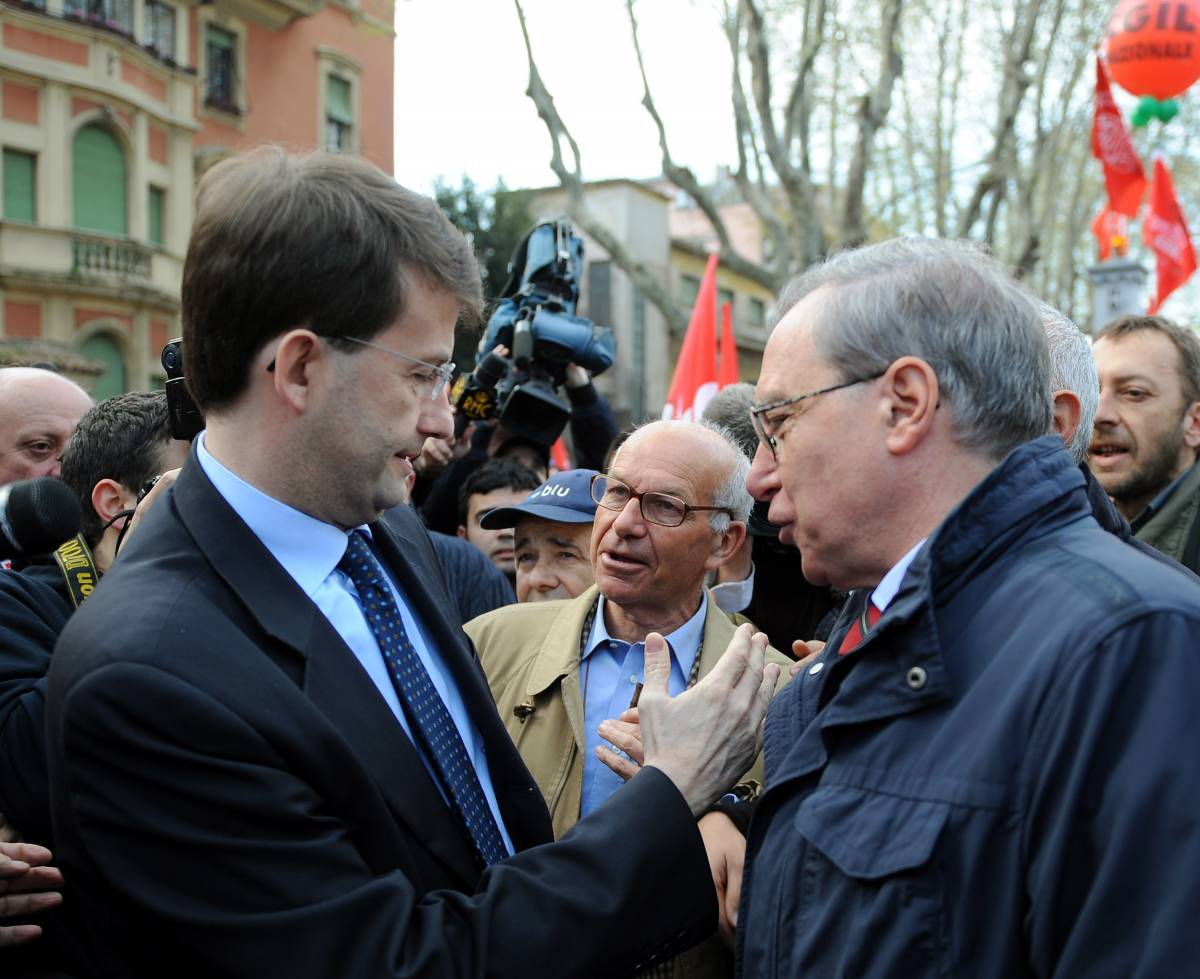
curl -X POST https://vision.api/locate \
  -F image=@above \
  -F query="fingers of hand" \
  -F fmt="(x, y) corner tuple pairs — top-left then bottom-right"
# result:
(0, 842), (53, 865)
(597, 719), (644, 765)
(641, 633), (671, 697)
(0, 889), (62, 918)
(595, 745), (640, 782)
(753, 663), (781, 722)
(617, 706), (639, 724)
(2, 866), (63, 893)
(0, 924), (43, 948)
(702, 623), (755, 693)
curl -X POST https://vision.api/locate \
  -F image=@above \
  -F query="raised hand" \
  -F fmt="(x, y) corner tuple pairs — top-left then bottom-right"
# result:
(616, 624), (778, 817)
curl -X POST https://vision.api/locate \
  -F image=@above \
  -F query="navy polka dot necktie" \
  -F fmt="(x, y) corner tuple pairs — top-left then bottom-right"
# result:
(338, 531), (507, 869)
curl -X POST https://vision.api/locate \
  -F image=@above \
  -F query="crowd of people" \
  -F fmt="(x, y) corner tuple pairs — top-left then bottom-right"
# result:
(0, 147), (1198, 978)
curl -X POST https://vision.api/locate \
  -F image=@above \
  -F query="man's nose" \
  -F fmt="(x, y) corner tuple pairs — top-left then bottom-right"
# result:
(1093, 387), (1120, 428)
(611, 496), (648, 537)
(420, 389), (454, 441)
(747, 442), (779, 502)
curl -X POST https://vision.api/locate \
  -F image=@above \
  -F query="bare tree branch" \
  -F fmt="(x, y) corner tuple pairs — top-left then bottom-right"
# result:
(742, 0), (826, 264)
(955, 0), (1044, 237)
(514, 0), (687, 332)
(840, 0), (905, 246)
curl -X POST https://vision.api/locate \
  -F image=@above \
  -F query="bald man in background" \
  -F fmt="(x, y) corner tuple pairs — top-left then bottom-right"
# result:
(0, 368), (92, 486)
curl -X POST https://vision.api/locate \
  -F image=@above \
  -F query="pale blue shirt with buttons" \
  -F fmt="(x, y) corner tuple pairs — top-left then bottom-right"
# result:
(579, 592), (707, 816)
(195, 433), (515, 855)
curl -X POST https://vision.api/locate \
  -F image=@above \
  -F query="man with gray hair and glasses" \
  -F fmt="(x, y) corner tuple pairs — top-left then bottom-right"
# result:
(737, 238), (1200, 977)
(467, 419), (790, 974)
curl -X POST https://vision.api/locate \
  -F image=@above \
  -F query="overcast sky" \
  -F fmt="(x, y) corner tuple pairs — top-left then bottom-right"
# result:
(393, 0), (735, 194)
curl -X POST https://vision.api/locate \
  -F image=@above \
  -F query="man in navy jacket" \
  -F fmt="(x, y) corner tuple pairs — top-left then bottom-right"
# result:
(739, 238), (1200, 977)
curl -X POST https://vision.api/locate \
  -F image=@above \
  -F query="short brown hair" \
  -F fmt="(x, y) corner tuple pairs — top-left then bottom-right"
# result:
(1095, 314), (1200, 405)
(181, 148), (483, 412)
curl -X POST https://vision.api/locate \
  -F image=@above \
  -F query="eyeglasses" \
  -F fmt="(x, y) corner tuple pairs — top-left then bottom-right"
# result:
(590, 473), (732, 528)
(340, 337), (456, 399)
(268, 337), (457, 399)
(749, 372), (884, 459)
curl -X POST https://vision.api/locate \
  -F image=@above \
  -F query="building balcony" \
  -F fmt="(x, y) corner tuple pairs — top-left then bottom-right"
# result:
(0, 222), (181, 308)
(220, 0), (324, 31)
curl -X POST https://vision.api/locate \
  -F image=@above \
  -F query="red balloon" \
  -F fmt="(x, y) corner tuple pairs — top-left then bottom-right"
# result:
(1104, 0), (1200, 99)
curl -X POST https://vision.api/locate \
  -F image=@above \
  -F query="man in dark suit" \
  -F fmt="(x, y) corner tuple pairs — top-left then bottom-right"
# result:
(44, 149), (776, 978)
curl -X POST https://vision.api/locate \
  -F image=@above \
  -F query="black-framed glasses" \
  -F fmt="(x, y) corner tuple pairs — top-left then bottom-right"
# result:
(590, 473), (732, 528)
(266, 336), (456, 399)
(749, 372), (884, 459)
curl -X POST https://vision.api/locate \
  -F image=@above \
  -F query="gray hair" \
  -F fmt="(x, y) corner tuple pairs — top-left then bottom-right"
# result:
(774, 238), (1051, 462)
(1038, 302), (1098, 465)
(613, 419), (752, 532)
(699, 420), (753, 531)
(701, 383), (758, 460)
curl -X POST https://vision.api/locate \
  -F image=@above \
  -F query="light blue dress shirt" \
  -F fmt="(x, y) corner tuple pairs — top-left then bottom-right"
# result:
(579, 592), (707, 816)
(195, 434), (514, 855)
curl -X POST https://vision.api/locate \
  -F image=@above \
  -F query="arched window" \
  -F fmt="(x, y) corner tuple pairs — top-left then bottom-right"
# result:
(72, 124), (127, 235)
(79, 333), (126, 399)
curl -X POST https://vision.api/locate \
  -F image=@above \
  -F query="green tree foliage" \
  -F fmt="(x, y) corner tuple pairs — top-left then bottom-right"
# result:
(434, 175), (535, 301)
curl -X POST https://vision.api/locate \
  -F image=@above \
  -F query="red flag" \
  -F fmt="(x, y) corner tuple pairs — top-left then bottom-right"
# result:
(1091, 204), (1129, 261)
(550, 436), (571, 472)
(1092, 58), (1146, 217)
(718, 301), (739, 387)
(662, 253), (720, 421)
(1144, 159), (1197, 314)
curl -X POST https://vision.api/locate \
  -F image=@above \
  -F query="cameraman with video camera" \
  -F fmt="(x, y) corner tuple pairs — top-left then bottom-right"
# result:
(416, 221), (618, 536)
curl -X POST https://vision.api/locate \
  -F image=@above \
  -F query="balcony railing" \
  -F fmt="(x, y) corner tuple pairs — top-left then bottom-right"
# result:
(71, 235), (152, 279)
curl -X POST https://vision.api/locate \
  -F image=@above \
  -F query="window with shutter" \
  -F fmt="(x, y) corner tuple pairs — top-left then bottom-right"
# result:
(79, 334), (126, 400)
(3, 150), (36, 222)
(325, 75), (353, 151)
(72, 125), (127, 235)
(205, 26), (238, 113)
(148, 186), (165, 246)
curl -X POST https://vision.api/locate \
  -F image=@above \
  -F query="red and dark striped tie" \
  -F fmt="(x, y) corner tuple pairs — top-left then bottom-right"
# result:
(839, 600), (883, 655)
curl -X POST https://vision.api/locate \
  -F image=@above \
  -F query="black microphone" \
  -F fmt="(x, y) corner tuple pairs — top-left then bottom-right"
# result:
(0, 477), (83, 561)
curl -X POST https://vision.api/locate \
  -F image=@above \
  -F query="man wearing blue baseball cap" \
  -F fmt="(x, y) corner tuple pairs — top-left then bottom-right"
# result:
(477, 468), (599, 604)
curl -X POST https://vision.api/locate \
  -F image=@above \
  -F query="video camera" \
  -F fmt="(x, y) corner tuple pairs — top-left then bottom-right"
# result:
(451, 220), (616, 447)
(161, 339), (205, 442)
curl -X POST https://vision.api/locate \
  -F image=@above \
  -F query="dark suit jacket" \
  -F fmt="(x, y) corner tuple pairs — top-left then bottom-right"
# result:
(45, 458), (714, 978)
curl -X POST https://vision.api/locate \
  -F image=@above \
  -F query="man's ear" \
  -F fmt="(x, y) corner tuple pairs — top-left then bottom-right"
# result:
(270, 329), (328, 414)
(881, 356), (939, 455)
(704, 520), (748, 572)
(456, 524), (468, 539)
(91, 478), (133, 527)
(1183, 399), (1200, 451)
(1051, 389), (1083, 450)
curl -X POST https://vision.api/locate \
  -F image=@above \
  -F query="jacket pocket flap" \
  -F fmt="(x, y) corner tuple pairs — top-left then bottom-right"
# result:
(795, 784), (949, 880)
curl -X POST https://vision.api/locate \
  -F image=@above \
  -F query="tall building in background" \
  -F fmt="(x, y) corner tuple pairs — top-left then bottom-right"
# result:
(0, 0), (394, 393)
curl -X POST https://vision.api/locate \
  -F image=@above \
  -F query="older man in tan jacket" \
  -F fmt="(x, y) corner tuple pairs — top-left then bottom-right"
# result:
(466, 420), (789, 977)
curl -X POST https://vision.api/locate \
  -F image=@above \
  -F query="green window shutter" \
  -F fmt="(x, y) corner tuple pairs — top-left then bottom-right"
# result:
(148, 186), (164, 246)
(72, 126), (127, 235)
(79, 333), (126, 400)
(326, 75), (353, 124)
(3, 150), (36, 222)
(207, 24), (234, 49)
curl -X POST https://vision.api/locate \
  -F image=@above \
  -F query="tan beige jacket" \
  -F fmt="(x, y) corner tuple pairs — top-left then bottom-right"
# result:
(465, 585), (791, 839)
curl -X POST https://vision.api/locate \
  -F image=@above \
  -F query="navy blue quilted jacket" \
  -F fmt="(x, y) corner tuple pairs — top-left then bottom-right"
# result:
(738, 436), (1200, 978)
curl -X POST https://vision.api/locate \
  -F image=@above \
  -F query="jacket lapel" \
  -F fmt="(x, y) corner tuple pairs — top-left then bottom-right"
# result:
(524, 586), (599, 755)
(370, 510), (554, 852)
(173, 461), (482, 887)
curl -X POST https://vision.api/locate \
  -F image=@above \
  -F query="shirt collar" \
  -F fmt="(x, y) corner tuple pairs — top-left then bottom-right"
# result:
(195, 431), (361, 597)
(870, 538), (927, 612)
(583, 591), (708, 679)
(1131, 461), (1198, 532)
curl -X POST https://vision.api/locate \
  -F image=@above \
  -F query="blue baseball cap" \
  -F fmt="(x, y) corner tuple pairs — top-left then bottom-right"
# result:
(478, 468), (600, 529)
